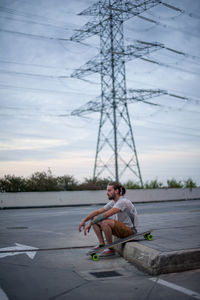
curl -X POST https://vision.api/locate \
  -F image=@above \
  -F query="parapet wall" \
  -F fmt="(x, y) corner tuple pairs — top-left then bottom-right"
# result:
(0, 187), (199, 209)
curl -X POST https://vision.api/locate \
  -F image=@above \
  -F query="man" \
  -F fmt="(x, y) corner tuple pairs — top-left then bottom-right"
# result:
(78, 182), (138, 256)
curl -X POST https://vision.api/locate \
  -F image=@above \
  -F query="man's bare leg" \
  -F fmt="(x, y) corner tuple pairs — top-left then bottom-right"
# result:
(100, 220), (114, 244)
(92, 223), (105, 245)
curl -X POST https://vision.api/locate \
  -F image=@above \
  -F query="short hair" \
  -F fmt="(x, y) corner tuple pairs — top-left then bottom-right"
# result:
(108, 182), (126, 196)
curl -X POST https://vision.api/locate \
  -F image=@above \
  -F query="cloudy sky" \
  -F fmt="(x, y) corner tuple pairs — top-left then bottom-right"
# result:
(0, 0), (200, 185)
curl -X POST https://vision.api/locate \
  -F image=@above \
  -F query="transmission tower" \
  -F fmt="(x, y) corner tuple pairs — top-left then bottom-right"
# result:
(70, 0), (165, 186)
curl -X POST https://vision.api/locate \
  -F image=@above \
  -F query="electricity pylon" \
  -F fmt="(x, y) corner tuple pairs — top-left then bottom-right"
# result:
(70, 0), (164, 186)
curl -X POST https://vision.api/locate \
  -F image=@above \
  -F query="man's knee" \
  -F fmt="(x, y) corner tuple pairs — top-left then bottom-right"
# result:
(100, 219), (114, 229)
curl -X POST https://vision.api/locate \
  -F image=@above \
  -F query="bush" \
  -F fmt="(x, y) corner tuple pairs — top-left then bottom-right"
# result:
(79, 177), (110, 190)
(124, 180), (142, 189)
(167, 179), (183, 188)
(144, 179), (163, 189)
(183, 178), (197, 188)
(25, 169), (60, 192)
(0, 170), (198, 192)
(57, 175), (79, 191)
(0, 175), (27, 192)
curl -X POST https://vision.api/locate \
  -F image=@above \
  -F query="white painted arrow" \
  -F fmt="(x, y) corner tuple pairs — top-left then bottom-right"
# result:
(0, 243), (38, 259)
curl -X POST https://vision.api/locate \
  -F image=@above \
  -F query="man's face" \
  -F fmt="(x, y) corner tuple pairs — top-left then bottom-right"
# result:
(107, 185), (116, 200)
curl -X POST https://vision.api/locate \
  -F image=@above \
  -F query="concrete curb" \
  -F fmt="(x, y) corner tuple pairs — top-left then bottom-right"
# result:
(114, 242), (200, 275)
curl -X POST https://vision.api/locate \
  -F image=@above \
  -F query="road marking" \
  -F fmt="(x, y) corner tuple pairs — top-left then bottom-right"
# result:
(0, 243), (38, 259)
(150, 278), (200, 299)
(0, 287), (9, 300)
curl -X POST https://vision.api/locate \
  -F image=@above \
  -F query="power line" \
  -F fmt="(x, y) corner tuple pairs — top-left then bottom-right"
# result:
(140, 56), (200, 76)
(0, 15), (70, 32)
(0, 5), (76, 29)
(0, 28), (71, 41)
(0, 83), (97, 97)
(134, 13), (200, 39)
(0, 59), (70, 70)
(161, 1), (200, 20)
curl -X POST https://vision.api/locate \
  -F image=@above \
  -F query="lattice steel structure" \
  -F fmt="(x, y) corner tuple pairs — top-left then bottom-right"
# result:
(70, 0), (164, 186)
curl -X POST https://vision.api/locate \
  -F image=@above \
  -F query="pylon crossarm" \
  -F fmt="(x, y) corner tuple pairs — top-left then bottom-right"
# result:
(78, 2), (100, 16)
(70, 21), (101, 42)
(124, 41), (163, 61)
(71, 56), (101, 78)
(71, 100), (102, 116)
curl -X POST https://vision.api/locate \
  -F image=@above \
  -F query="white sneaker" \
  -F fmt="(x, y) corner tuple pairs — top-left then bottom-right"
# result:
(90, 244), (105, 251)
(99, 248), (115, 257)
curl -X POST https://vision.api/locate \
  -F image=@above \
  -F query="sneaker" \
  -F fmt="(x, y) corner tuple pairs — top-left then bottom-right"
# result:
(90, 244), (105, 251)
(99, 248), (115, 257)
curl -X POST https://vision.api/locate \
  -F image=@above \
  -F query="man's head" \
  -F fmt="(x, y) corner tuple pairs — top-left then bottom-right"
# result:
(106, 182), (126, 200)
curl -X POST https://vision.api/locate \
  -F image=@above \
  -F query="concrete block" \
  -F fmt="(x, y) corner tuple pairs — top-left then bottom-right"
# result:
(114, 242), (200, 275)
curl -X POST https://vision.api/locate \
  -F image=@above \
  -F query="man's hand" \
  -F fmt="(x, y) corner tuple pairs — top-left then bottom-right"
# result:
(78, 219), (86, 232)
(84, 222), (92, 236)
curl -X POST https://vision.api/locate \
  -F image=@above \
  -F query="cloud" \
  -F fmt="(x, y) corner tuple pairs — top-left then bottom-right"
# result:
(0, 138), (66, 151)
(0, 0), (200, 184)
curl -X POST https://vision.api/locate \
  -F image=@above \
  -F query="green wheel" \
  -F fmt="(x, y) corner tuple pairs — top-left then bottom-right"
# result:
(147, 234), (153, 240)
(92, 254), (99, 261)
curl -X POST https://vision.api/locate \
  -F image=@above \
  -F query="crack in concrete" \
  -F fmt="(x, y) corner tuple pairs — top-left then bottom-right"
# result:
(48, 281), (89, 300)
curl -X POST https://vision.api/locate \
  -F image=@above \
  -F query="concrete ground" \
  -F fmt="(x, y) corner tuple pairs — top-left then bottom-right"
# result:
(0, 200), (200, 299)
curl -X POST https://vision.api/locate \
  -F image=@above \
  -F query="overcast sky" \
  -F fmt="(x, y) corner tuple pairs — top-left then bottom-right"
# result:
(0, 0), (200, 185)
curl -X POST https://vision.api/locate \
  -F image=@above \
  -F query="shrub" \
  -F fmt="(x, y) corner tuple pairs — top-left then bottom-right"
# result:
(167, 178), (183, 188)
(79, 177), (110, 190)
(144, 179), (163, 189)
(25, 169), (60, 192)
(124, 180), (142, 189)
(183, 178), (197, 188)
(57, 175), (79, 191)
(0, 175), (27, 192)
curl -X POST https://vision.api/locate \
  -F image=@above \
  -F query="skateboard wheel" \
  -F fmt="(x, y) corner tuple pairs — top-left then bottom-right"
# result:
(92, 254), (99, 261)
(147, 234), (153, 240)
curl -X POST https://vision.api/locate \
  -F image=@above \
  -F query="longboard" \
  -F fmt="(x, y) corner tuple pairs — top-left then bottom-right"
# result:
(87, 229), (153, 261)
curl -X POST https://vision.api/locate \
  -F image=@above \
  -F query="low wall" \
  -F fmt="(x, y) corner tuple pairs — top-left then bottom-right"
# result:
(0, 188), (199, 209)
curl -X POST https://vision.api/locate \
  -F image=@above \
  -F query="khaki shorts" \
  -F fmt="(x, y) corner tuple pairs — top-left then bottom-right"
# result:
(112, 220), (135, 238)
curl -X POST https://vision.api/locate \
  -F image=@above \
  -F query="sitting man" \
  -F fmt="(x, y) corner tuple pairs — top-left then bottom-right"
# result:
(78, 181), (138, 256)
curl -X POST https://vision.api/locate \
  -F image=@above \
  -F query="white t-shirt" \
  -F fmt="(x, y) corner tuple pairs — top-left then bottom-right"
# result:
(104, 197), (138, 231)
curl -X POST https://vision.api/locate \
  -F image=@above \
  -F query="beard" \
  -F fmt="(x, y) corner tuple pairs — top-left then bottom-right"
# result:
(108, 192), (116, 200)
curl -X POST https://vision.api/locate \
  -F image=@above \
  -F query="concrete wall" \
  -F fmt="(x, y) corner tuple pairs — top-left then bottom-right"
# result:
(0, 188), (200, 209)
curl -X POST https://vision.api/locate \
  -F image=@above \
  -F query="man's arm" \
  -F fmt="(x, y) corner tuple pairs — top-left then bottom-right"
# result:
(91, 207), (120, 225)
(78, 207), (107, 232)
(83, 207), (121, 236)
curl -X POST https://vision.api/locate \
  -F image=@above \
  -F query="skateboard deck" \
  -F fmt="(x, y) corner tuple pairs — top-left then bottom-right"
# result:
(87, 229), (153, 261)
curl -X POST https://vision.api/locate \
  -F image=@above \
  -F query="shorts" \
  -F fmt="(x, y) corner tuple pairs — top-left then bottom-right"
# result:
(112, 220), (136, 238)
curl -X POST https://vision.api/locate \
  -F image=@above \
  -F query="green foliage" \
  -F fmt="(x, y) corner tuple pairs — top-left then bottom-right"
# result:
(0, 170), (198, 192)
(166, 178), (183, 188)
(0, 175), (27, 192)
(183, 178), (197, 188)
(57, 175), (79, 191)
(144, 179), (163, 189)
(26, 169), (60, 192)
(124, 180), (142, 189)
(79, 177), (110, 190)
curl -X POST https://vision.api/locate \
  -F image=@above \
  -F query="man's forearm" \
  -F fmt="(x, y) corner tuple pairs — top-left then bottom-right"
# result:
(91, 213), (107, 225)
(83, 210), (100, 223)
